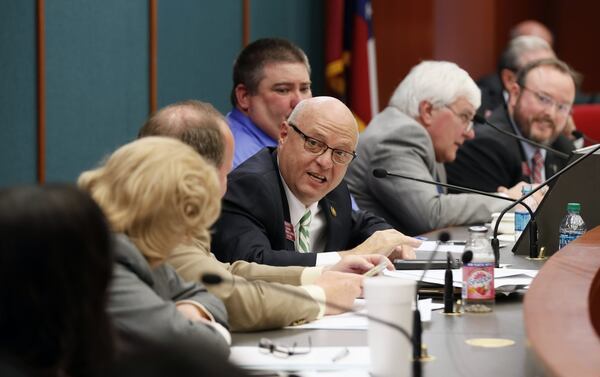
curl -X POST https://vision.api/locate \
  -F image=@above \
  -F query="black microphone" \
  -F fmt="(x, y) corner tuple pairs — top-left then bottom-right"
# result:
(203, 267), (427, 377)
(492, 143), (600, 260)
(473, 114), (570, 160)
(443, 254), (454, 313)
(412, 231), (450, 368)
(372, 168), (537, 267)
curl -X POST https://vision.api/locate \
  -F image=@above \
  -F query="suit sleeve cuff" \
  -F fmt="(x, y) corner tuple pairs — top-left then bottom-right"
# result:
(315, 252), (341, 266)
(176, 300), (231, 345)
(300, 285), (326, 319)
(300, 266), (324, 285)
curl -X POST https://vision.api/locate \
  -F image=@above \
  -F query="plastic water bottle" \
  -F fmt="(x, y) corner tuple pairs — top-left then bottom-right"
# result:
(558, 203), (586, 249)
(514, 185), (536, 241)
(462, 226), (495, 313)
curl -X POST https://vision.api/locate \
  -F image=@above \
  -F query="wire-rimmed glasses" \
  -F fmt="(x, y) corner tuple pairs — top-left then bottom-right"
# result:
(258, 337), (312, 358)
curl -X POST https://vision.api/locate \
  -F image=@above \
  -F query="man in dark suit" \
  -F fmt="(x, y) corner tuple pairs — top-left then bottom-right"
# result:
(212, 96), (420, 267)
(447, 58), (576, 193)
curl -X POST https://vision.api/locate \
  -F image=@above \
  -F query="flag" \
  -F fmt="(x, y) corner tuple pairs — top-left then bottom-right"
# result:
(325, 0), (379, 131)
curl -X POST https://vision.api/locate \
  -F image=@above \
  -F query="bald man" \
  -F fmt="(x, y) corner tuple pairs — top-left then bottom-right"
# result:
(138, 100), (393, 331)
(212, 97), (420, 267)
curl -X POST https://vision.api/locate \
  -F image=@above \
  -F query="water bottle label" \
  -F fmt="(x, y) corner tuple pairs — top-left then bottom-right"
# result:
(514, 212), (530, 232)
(558, 231), (584, 249)
(463, 263), (495, 300)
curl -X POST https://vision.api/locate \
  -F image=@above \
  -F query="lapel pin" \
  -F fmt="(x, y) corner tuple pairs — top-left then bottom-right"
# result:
(330, 206), (337, 217)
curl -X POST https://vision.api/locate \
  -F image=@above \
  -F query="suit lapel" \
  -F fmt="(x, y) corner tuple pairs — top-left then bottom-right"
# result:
(270, 149), (296, 251)
(320, 196), (343, 251)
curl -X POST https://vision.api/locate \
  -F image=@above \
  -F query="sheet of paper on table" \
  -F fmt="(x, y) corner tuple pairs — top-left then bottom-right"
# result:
(415, 241), (465, 253)
(229, 346), (370, 372)
(383, 268), (538, 290)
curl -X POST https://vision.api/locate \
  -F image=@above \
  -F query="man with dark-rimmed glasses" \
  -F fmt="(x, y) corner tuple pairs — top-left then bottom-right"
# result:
(212, 96), (421, 267)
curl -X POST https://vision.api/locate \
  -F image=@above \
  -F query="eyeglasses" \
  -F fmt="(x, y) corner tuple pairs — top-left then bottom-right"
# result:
(258, 337), (312, 358)
(288, 122), (357, 165)
(522, 86), (572, 116)
(444, 105), (474, 133)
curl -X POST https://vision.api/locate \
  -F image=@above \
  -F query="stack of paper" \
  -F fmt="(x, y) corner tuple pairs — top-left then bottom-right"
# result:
(383, 268), (537, 292)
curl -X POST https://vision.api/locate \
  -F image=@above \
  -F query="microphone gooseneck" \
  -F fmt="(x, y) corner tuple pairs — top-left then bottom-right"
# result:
(492, 143), (600, 259)
(372, 168), (538, 266)
(473, 114), (570, 160)
(372, 168), (521, 204)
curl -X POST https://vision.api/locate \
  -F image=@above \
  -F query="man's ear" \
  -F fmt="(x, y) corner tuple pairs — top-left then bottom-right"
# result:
(278, 121), (290, 145)
(508, 81), (522, 108)
(418, 101), (434, 127)
(500, 68), (517, 91)
(235, 84), (251, 112)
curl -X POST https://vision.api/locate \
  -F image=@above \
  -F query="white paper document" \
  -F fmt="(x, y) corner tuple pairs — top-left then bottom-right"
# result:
(285, 298), (442, 330)
(229, 346), (370, 371)
(383, 268), (537, 289)
(415, 241), (465, 253)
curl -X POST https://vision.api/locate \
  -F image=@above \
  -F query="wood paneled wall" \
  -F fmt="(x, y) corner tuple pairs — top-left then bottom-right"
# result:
(372, 0), (600, 108)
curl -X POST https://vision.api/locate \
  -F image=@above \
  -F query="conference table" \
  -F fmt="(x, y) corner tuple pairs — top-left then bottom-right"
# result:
(231, 226), (564, 376)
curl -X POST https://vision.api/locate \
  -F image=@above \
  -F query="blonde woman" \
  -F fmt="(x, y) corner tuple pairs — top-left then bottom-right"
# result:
(78, 137), (230, 356)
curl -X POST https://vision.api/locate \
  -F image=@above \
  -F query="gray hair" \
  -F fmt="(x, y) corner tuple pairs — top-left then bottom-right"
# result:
(499, 35), (554, 72)
(388, 61), (481, 118)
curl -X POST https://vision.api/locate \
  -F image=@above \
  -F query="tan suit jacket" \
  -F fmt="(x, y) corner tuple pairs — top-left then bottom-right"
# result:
(167, 230), (321, 332)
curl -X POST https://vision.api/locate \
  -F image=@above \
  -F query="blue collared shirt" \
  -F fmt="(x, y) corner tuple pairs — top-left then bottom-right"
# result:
(226, 108), (277, 169)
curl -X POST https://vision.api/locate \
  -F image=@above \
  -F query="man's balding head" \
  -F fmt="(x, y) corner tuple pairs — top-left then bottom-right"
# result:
(278, 97), (358, 206)
(510, 20), (554, 47)
(138, 100), (234, 197)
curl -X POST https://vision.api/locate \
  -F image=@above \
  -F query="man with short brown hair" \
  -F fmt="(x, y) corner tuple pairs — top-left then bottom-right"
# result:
(447, 58), (576, 192)
(227, 38), (312, 168)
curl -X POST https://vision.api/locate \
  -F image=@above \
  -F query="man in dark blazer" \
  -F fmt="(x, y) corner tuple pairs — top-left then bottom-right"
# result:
(447, 58), (576, 193)
(212, 97), (420, 267)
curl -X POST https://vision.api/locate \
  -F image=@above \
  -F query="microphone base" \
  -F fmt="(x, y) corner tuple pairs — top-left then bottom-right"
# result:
(412, 344), (436, 362)
(440, 311), (462, 316)
(413, 355), (436, 362)
(525, 256), (548, 261)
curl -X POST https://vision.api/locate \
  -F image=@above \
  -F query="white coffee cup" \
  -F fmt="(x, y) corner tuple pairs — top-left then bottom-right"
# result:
(364, 276), (415, 377)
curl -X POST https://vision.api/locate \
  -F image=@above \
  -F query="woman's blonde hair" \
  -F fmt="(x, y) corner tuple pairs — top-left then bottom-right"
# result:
(78, 137), (221, 264)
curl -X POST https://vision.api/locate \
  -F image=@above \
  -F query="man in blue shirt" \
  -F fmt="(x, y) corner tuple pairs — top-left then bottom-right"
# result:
(227, 38), (312, 168)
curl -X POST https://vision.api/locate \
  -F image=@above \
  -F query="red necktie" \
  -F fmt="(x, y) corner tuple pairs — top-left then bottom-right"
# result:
(531, 149), (544, 184)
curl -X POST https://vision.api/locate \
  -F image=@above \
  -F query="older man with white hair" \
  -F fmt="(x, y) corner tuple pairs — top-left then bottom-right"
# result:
(345, 61), (527, 235)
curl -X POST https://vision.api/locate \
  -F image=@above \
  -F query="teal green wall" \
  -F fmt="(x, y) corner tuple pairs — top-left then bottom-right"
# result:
(1, 0), (37, 185)
(0, 0), (324, 186)
(45, 0), (149, 182)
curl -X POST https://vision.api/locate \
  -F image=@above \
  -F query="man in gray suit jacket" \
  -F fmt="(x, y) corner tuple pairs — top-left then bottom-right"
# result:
(346, 61), (528, 235)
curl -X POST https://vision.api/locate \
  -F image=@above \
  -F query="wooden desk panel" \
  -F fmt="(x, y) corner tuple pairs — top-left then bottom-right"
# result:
(524, 225), (600, 377)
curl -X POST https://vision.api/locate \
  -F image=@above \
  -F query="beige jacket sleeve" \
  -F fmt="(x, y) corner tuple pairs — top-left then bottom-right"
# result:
(166, 231), (321, 332)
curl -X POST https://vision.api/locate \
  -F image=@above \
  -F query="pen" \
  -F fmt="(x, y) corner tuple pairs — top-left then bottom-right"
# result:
(331, 347), (349, 362)
(363, 260), (388, 277)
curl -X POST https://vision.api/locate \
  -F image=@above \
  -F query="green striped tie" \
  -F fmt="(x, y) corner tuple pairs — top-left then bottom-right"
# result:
(297, 209), (312, 253)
